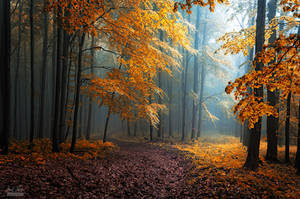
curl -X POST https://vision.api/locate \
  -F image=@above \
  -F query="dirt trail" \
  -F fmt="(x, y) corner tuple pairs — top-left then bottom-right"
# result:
(0, 140), (194, 198)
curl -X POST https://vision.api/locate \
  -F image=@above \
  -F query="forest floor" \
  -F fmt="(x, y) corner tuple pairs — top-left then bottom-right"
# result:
(0, 136), (300, 198)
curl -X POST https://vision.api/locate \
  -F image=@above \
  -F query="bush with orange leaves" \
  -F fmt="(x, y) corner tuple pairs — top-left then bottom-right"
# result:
(0, 139), (117, 165)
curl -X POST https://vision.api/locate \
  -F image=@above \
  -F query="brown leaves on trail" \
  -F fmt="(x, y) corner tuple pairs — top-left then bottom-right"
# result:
(0, 141), (193, 198)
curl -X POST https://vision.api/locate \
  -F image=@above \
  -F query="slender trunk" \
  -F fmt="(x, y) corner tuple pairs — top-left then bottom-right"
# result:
(197, 10), (208, 138)
(244, 0), (266, 171)
(295, 100), (300, 175)
(38, 0), (49, 139)
(0, 0), (11, 154)
(24, 43), (28, 140)
(191, 6), (200, 139)
(70, 33), (85, 153)
(29, 0), (35, 149)
(168, 76), (173, 137)
(103, 109), (111, 143)
(149, 96), (153, 141)
(285, 92), (291, 163)
(86, 36), (95, 140)
(78, 95), (83, 139)
(14, 1), (23, 138)
(181, 49), (189, 141)
(197, 64), (205, 137)
(52, 25), (63, 152)
(127, 120), (131, 137)
(59, 31), (70, 141)
(266, 0), (278, 162)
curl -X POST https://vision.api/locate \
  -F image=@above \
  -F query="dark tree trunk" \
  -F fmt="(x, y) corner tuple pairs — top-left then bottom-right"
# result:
(285, 92), (291, 163)
(59, 30), (70, 141)
(191, 6), (200, 140)
(127, 120), (131, 137)
(29, 0), (35, 149)
(78, 95), (83, 139)
(103, 109), (111, 143)
(38, 0), (49, 139)
(266, 0), (278, 162)
(244, 0), (266, 171)
(70, 33), (85, 153)
(0, 0), (11, 154)
(14, 1), (23, 139)
(295, 100), (300, 175)
(149, 96), (153, 141)
(52, 25), (63, 152)
(86, 36), (95, 140)
(181, 15), (191, 141)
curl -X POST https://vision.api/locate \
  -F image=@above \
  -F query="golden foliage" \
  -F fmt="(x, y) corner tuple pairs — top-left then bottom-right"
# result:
(172, 135), (300, 198)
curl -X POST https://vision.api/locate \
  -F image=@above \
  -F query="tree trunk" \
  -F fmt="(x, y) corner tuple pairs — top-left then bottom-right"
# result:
(58, 30), (70, 141)
(191, 6), (200, 139)
(103, 109), (111, 143)
(127, 120), (131, 137)
(0, 0), (11, 154)
(52, 25), (63, 152)
(244, 0), (266, 171)
(86, 36), (95, 140)
(168, 75), (173, 137)
(285, 92), (291, 163)
(295, 100), (300, 175)
(38, 0), (49, 139)
(266, 0), (278, 162)
(29, 0), (35, 149)
(70, 33), (85, 153)
(181, 49), (189, 141)
(14, 1), (23, 139)
(149, 96), (153, 141)
(197, 10), (208, 138)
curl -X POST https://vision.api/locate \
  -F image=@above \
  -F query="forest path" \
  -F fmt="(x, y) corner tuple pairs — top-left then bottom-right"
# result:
(0, 140), (195, 198)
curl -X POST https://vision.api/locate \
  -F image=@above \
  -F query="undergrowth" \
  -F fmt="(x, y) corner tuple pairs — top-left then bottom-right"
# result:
(0, 139), (117, 165)
(169, 135), (300, 198)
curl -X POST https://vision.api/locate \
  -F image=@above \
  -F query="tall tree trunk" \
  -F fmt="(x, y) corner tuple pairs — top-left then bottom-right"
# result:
(266, 0), (278, 162)
(197, 10), (208, 138)
(58, 30), (70, 141)
(295, 100), (300, 175)
(191, 6), (200, 139)
(0, 0), (11, 154)
(86, 36), (95, 140)
(149, 96), (153, 141)
(29, 0), (35, 149)
(70, 33), (85, 153)
(168, 76), (173, 137)
(181, 49), (189, 141)
(78, 95), (83, 139)
(52, 25), (63, 152)
(24, 43), (29, 140)
(244, 0), (266, 171)
(38, 0), (49, 139)
(285, 92), (291, 163)
(14, 1), (23, 139)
